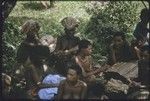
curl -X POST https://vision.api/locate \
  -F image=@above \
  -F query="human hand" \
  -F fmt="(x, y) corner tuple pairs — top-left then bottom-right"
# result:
(130, 81), (141, 87)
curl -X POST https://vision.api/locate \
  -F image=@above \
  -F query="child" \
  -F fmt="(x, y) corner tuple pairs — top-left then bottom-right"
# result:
(107, 31), (134, 65)
(57, 64), (87, 99)
(72, 39), (107, 98)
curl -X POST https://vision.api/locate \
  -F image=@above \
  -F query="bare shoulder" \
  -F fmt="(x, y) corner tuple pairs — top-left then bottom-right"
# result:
(87, 56), (93, 64)
(59, 79), (67, 86)
(88, 56), (92, 59)
(110, 43), (114, 48)
(78, 80), (87, 87)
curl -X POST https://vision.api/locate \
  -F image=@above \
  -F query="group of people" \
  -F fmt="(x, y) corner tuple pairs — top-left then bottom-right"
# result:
(2, 8), (149, 100)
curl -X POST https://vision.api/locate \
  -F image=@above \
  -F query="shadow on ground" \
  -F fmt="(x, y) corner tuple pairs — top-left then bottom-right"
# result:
(22, 2), (46, 10)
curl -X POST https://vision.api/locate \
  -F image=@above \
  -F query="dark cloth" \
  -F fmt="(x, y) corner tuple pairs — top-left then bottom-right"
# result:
(133, 21), (149, 40)
(55, 35), (80, 51)
(103, 71), (130, 85)
(16, 37), (40, 64)
(107, 43), (134, 65)
(17, 39), (50, 68)
(138, 59), (150, 85)
(87, 80), (105, 97)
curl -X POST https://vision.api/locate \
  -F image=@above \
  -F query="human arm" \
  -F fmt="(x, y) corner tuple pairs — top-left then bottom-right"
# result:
(54, 36), (79, 56)
(111, 46), (117, 64)
(84, 65), (110, 78)
(57, 80), (65, 100)
(134, 46), (141, 59)
(80, 82), (87, 99)
(30, 64), (41, 84)
(54, 45), (78, 57)
(37, 83), (59, 89)
(53, 37), (67, 57)
(127, 61), (143, 87)
(64, 45), (78, 55)
(54, 37), (62, 52)
(107, 44), (116, 65)
(122, 43), (135, 62)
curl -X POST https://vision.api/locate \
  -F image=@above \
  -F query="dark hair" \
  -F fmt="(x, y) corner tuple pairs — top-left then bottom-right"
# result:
(140, 45), (149, 53)
(113, 31), (126, 41)
(140, 8), (149, 20)
(78, 39), (92, 51)
(67, 62), (82, 76)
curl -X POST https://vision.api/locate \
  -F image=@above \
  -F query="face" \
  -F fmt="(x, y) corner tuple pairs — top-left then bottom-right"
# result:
(142, 50), (149, 60)
(27, 26), (40, 39)
(67, 69), (78, 82)
(82, 45), (92, 56)
(66, 27), (77, 36)
(31, 24), (40, 36)
(113, 36), (124, 48)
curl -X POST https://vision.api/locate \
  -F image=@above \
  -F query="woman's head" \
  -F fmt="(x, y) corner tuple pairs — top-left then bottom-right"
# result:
(21, 19), (40, 37)
(78, 39), (92, 56)
(66, 64), (82, 82)
(113, 31), (126, 48)
(140, 8), (149, 22)
(61, 17), (79, 36)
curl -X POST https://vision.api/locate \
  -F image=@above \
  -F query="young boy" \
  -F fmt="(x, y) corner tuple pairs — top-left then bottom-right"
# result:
(57, 64), (87, 100)
(107, 31), (134, 65)
(72, 39), (107, 98)
(73, 40), (95, 82)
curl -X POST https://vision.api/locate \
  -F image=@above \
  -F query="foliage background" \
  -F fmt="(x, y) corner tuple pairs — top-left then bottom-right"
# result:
(3, 1), (147, 74)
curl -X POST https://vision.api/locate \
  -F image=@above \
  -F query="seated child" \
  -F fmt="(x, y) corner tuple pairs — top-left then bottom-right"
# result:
(57, 64), (87, 99)
(107, 31), (134, 65)
(72, 39), (107, 98)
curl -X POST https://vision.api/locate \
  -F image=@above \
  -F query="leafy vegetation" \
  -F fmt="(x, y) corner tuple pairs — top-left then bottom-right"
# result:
(3, 1), (90, 73)
(2, 21), (22, 73)
(83, 1), (146, 63)
(3, 1), (146, 73)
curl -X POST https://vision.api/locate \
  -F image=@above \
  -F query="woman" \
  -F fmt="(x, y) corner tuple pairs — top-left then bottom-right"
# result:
(16, 20), (51, 99)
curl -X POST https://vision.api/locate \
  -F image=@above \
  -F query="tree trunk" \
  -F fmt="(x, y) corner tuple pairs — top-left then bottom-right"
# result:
(2, 0), (17, 19)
